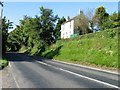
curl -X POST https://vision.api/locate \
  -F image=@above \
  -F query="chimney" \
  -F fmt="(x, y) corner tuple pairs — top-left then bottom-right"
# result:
(79, 9), (81, 15)
(66, 16), (70, 21)
(79, 9), (83, 15)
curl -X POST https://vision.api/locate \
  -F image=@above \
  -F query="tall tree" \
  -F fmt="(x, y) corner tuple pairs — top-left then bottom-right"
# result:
(86, 9), (95, 32)
(39, 6), (58, 45)
(55, 16), (66, 40)
(7, 15), (42, 54)
(74, 10), (90, 35)
(7, 6), (59, 55)
(94, 6), (109, 30)
(2, 17), (12, 54)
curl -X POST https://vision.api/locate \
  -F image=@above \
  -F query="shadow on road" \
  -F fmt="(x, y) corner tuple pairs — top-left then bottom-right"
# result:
(4, 52), (42, 62)
(5, 45), (63, 62)
(4, 52), (54, 62)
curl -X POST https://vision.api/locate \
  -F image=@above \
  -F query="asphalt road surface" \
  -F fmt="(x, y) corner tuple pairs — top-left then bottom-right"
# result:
(5, 52), (119, 89)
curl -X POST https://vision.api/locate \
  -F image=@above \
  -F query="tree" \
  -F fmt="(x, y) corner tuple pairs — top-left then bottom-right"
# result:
(74, 10), (90, 35)
(2, 17), (12, 54)
(7, 15), (43, 54)
(55, 16), (66, 40)
(7, 6), (59, 55)
(94, 11), (119, 30)
(7, 27), (20, 51)
(94, 6), (109, 30)
(86, 9), (95, 32)
(39, 6), (58, 45)
(0, 2), (13, 54)
(109, 12), (120, 28)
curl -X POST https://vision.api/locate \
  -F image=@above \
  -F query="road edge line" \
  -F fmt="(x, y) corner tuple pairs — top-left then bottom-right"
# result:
(9, 62), (20, 89)
(52, 59), (119, 75)
(58, 68), (119, 89)
(36, 60), (119, 89)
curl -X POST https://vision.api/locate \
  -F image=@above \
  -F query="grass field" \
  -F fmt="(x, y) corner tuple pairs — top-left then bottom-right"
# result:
(40, 28), (119, 68)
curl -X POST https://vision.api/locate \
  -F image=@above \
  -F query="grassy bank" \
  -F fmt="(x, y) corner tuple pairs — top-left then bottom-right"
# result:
(40, 28), (119, 68)
(0, 59), (8, 69)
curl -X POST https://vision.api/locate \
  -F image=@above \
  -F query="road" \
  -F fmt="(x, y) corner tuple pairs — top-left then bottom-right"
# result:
(5, 52), (119, 89)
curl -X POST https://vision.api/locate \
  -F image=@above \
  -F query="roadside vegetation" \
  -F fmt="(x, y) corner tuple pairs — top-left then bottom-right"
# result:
(0, 59), (8, 69)
(41, 28), (119, 68)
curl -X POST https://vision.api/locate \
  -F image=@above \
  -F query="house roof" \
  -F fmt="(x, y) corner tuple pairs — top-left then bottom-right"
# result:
(61, 15), (79, 25)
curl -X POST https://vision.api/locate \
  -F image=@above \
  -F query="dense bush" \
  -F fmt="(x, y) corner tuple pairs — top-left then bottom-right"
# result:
(0, 59), (8, 69)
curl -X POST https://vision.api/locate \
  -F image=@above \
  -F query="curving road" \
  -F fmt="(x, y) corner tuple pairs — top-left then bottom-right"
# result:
(5, 52), (119, 89)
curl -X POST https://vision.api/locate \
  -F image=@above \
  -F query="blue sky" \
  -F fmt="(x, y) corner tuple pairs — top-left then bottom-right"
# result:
(2, 2), (118, 32)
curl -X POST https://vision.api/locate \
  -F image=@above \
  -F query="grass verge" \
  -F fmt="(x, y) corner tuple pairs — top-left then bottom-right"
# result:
(40, 28), (119, 69)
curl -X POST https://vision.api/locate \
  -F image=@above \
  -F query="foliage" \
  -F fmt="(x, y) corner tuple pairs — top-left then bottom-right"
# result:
(109, 12), (120, 28)
(94, 6), (109, 30)
(39, 6), (58, 45)
(98, 12), (119, 30)
(55, 16), (66, 40)
(7, 16), (43, 55)
(7, 6), (59, 55)
(0, 59), (8, 69)
(2, 17), (12, 54)
(74, 10), (92, 35)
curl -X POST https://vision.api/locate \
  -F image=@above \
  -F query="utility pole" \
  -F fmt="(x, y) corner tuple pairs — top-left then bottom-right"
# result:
(0, 1), (3, 29)
(0, 1), (3, 60)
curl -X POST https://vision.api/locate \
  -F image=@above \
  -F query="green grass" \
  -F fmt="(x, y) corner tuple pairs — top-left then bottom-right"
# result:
(40, 28), (119, 68)
(0, 59), (8, 69)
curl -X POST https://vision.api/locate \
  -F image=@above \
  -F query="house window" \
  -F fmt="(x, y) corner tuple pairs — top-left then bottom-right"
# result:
(70, 22), (71, 28)
(62, 25), (64, 31)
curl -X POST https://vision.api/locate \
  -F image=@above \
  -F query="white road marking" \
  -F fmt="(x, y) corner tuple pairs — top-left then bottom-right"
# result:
(36, 60), (119, 89)
(9, 62), (11, 67)
(52, 59), (119, 75)
(9, 62), (20, 89)
(58, 68), (119, 89)
(36, 61), (48, 65)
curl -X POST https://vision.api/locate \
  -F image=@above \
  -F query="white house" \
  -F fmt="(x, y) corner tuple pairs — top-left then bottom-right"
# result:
(61, 11), (83, 39)
(61, 19), (74, 39)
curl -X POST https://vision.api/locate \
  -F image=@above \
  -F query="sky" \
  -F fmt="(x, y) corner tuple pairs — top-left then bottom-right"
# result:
(2, 2), (118, 32)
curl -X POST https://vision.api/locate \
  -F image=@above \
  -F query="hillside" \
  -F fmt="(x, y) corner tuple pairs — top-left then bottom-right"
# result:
(40, 28), (119, 69)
